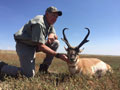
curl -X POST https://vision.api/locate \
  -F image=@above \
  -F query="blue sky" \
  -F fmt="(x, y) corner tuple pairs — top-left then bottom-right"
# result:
(0, 0), (120, 56)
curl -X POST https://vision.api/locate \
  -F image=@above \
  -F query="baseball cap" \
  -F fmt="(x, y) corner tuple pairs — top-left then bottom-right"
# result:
(46, 6), (62, 16)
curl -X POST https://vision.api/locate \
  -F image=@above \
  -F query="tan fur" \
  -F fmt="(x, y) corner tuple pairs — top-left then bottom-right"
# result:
(68, 57), (112, 77)
(62, 28), (112, 77)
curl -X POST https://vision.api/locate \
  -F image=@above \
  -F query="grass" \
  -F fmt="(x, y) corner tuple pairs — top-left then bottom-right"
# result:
(0, 50), (120, 90)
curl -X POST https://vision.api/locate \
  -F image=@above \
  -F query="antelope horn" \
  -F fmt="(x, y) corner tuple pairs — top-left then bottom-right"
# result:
(61, 28), (71, 48)
(76, 27), (90, 49)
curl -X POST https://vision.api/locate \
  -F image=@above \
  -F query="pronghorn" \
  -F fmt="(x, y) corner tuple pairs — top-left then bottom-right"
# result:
(61, 28), (112, 77)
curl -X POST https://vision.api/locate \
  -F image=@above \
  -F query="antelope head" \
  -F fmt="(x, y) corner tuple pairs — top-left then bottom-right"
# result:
(61, 28), (90, 63)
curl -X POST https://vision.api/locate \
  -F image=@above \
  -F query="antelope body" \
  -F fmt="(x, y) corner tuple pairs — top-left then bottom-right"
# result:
(68, 57), (112, 77)
(61, 28), (112, 77)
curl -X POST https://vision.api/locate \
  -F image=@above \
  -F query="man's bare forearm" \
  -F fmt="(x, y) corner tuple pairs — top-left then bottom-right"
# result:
(38, 43), (57, 56)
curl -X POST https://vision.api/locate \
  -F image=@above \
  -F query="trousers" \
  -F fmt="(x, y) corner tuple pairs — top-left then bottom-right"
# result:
(1, 40), (59, 77)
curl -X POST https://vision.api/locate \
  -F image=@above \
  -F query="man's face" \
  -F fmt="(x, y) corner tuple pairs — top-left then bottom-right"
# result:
(46, 12), (58, 25)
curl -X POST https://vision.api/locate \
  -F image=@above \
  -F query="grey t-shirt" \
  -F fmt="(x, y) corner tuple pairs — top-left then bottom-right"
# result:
(14, 15), (56, 46)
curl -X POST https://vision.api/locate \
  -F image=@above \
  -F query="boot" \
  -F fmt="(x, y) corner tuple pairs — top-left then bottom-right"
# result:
(39, 64), (49, 74)
(0, 61), (8, 72)
(0, 61), (8, 80)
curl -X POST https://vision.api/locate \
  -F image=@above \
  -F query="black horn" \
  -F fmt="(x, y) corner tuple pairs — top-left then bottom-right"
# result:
(61, 28), (71, 48)
(76, 28), (90, 49)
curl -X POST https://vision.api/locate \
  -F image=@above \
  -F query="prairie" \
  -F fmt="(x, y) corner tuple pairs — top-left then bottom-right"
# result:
(0, 50), (120, 90)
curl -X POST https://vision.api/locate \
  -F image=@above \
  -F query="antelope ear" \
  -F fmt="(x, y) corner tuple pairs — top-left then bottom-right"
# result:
(64, 47), (68, 51)
(79, 48), (84, 53)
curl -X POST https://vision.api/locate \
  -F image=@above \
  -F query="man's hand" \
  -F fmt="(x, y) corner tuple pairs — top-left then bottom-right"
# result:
(56, 53), (71, 64)
(47, 33), (58, 44)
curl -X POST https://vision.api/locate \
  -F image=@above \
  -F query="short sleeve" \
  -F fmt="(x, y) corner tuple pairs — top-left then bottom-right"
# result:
(32, 24), (46, 44)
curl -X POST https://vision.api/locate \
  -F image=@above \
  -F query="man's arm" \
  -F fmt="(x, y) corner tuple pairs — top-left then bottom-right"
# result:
(37, 43), (70, 63)
(38, 43), (57, 56)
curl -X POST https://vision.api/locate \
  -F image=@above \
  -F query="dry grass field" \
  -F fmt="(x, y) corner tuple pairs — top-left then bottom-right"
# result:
(0, 50), (120, 90)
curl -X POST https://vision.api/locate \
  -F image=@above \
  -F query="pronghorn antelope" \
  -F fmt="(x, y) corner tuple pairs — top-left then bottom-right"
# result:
(61, 28), (112, 77)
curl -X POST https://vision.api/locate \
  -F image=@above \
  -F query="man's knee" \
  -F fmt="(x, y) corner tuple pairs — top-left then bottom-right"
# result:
(51, 40), (59, 49)
(54, 40), (60, 46)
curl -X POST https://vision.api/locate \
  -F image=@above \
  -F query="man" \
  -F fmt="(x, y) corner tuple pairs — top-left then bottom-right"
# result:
(0, 6), (69, 78)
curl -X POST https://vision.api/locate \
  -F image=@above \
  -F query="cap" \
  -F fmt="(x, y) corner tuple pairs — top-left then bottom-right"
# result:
(46, 6), (62, 16)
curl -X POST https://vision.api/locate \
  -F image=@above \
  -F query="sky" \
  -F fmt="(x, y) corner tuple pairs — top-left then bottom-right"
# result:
(0, 0), (120, 56)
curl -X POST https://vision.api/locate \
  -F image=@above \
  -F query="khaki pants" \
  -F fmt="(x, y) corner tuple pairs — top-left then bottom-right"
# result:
(1, 40), (59, 77)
